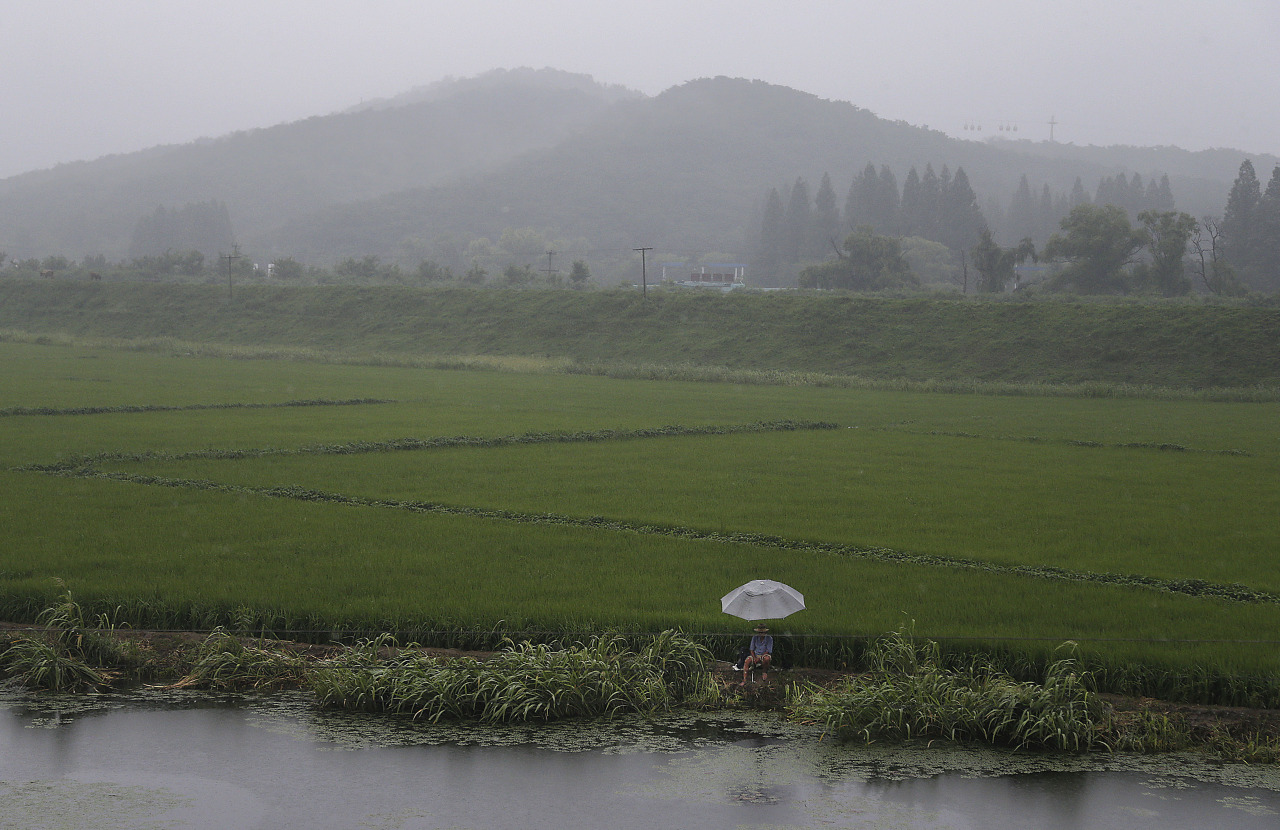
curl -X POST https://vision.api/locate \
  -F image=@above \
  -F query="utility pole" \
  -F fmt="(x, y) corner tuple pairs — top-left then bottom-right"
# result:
(1047, 115), (1058, 142)
(221, 243), (242, 300)
(633, 246), (652, 298)
(540, 250), (558, 283)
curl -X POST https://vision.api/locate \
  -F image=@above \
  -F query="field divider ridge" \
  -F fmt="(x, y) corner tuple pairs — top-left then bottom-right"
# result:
(871, 426), (1252, 456)
(38, 464), (1280, 608)
(0, 398), (396, 418)
(15, 419), (840, 471)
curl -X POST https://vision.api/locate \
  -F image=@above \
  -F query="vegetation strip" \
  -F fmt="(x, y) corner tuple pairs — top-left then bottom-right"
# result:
(0, 398), (394, 418)
(5, 327), (1280, 404)
(875, 427), (1252, 456)
(15, 420), (838, 471)
(44, 466), (1280, 607)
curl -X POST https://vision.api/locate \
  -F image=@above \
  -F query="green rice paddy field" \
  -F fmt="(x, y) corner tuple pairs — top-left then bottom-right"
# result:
(3, 338), (1279, 699)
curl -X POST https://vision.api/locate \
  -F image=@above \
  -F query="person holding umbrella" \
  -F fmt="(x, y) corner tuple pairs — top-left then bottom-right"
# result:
(743, 623), (773, 682)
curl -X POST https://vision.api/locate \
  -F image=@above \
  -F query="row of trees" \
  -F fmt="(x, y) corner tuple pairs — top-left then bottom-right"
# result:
(754, 164), (986, 280)
(128, 201), (235, 261)
(802, 203), (1214, 297)
(993, 172), (1175, 248)
(2, 250), (594, 290)
(754, 165), (1182, 286)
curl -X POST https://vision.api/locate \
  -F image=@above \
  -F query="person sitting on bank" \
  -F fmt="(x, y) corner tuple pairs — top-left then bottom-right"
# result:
(743, 624), (773, 681)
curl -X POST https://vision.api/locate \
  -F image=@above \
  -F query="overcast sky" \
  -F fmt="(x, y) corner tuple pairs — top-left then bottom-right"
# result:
(4, 0), (1279, 179)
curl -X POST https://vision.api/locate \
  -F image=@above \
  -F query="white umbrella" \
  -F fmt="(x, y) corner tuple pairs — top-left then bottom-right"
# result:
(721, 579), (805, 621)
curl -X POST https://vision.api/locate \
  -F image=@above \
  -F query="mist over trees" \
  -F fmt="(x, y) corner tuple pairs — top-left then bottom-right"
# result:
(128, 201), (235, 261)
(3, 71), (1278, 296)
(1217, 160), (1280, 292)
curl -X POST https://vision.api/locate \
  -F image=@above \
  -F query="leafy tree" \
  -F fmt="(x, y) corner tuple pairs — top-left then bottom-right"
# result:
(130, 249), (205, 279)
(569, 259), (591, 288)
(463, 261), (488, 285)
(503, 263), (534, 285)
(335, 255), (384, 281)
(797, 227), (916, 290)
(901, 236), (961, 287)
(40, 255), (71, 271)
(970, 229), (1036, 293)
(415, 259), (451, 283)
(1042, 204), (1146, 293)
(1135, 210), (1196, 296)
(271, 257), (305, 280)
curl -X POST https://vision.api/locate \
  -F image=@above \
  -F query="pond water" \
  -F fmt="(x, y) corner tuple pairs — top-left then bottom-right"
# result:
(2, 687), (1279, 829)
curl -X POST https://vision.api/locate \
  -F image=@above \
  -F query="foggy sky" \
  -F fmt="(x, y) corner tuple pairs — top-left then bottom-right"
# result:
(4, 0), (1279, 180)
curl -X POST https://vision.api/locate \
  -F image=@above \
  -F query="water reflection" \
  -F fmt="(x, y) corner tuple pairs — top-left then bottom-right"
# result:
(1, 687), (1278, 829)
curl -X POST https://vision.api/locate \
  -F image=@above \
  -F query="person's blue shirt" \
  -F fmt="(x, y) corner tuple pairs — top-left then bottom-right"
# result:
(750, 634), (773, 656)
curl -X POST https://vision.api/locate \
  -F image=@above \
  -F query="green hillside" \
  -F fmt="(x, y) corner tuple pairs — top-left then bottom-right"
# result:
(0, 72), (622, 260)
(2, 282), (1276, 390)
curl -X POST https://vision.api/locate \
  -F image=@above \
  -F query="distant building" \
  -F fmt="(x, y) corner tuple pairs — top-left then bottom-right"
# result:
(660, 262), (747, 291)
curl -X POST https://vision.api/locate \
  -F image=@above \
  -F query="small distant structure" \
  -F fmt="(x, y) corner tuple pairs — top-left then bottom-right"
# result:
(661, 262), (747, 291)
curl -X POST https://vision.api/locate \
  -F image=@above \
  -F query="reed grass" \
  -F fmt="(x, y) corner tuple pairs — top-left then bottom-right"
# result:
(310, 630), (715, 723)
(0, 589), (128, 691)
(788, 630), (1112, 751)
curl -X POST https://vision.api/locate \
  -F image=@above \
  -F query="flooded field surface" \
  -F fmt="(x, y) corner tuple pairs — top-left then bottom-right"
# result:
(2, 687), (1279, 829)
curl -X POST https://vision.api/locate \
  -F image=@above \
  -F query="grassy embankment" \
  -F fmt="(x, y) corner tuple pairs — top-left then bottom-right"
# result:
(1, 281), (1278, 391)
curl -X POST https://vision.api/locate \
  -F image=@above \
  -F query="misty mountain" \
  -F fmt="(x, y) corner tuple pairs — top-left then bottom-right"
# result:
(259, 76), (1269, 267)
(0, 69), (628, 260)
(2, 70), (1275, 273)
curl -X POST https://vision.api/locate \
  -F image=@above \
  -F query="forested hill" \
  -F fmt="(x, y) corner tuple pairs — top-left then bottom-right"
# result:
(1, 281), (1276, 391)
(257, 78), (1123, 262)
(0, 70), (626, 259)
(254, 77), (1260, 266)
(2, 70), (1272, 270)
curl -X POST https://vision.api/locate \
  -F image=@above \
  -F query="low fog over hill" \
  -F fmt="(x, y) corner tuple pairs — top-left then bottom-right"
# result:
(1, 69), (1275, 285)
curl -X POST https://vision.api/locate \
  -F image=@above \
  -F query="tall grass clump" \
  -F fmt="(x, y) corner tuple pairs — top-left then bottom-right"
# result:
(311, 630), (714, 723)
(788, 628), (1111, 751)
(168, 627), (309, 691)
(0, 589), (129, 691)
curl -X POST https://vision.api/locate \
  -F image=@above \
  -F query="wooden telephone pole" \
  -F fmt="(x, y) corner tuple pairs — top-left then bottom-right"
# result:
(221, 244), (242, 300)
(633, 247), (652, 298)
